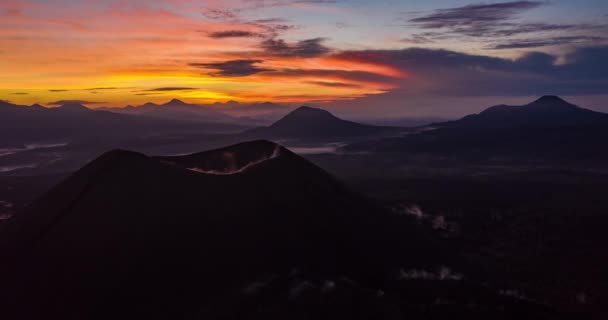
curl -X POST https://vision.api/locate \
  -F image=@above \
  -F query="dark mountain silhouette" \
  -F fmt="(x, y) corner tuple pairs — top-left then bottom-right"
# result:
(345, 96), (608, 161)
(0, 100), (16, 108)
(161, 98), (208, 111)
(246, 106), (399, 139)
(163, 98), (188, 106)
(437, 96), (608, 128)
(54, 102), (91, 112)
(0, 101), (245, 147)
(0, 140), (473, 319)
(140, 102), (159, 109)
(102, 100), (290, 125)
(103, 99), (236, 123)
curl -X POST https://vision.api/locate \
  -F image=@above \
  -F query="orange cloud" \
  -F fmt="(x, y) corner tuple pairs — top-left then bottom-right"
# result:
(0, 0), (406, 106)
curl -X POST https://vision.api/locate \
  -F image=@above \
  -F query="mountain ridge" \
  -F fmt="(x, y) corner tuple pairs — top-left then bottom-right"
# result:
(0, 100), (246, 147)
(345, 96), (608, 160)
(437, 95), (608, 129)
(99, 99), (289, 125)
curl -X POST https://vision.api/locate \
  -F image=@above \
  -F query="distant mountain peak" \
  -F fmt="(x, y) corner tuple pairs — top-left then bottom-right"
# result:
(58, 103), (89, 111)
(440, 96), (606, 129)
(289, 106), (334, 116)
(245, 105), (391, 138)
(141, 102), (158, 108)
(165, 98), (187, 106)
(271, 106), (339, 125)
(295, 105), (323, 111)
(534, 95), (566, 103)
(159, 98), (199, 108)
(528, 95), (573, 107)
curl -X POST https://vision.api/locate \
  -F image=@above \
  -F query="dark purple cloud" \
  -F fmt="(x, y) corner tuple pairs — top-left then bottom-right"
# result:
(201, 8), (239, 20)
(265, 68), (399, 85)
(253, 18), (289, 24)
(400, 34), (434, 44)
(333, 46), (608, 96)
(208, 30), (261, 38)
(409, 1), (544, 36)
(244, 0), (338, 10)
(260, 38), (331, 57)
(190, 59), (274, 77)
(246, 19), (297, 38)
(405, 1), (607, 49)
(187, 45), (608, 96)
(488, 36), (606, 49)
(143, 87), (198, 92)
(305, 81), (361, 88)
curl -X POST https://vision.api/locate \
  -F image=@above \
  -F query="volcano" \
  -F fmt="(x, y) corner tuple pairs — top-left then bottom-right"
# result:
(0, 140), (449, 319)
(246, 106), (397, 139)
(438, 96), (608, 128)
(345, 97), (608, 160)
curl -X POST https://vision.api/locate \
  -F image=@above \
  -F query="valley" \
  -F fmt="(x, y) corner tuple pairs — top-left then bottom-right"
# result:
(1, 96), (607, 318)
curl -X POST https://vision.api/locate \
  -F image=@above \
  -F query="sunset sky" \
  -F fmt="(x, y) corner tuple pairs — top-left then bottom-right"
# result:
(1, 0), (608, 117)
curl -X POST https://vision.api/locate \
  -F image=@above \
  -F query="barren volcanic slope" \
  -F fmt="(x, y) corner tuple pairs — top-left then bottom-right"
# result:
(0, 140), (565, 319)
(246, 106), (398, 139)
(0, 140), (431, 318)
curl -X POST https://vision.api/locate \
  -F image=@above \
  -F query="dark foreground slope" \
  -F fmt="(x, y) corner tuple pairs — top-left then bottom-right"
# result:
(0, 141), (567, 319)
